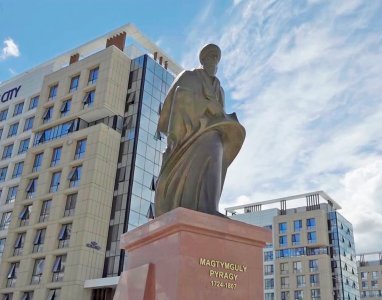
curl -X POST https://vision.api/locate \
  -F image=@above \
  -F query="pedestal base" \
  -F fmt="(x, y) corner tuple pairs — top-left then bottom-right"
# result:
(114, 207), (271, 300)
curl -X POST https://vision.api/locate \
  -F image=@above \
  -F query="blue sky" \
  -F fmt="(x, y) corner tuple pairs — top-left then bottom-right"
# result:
(1, 0), (382, 252)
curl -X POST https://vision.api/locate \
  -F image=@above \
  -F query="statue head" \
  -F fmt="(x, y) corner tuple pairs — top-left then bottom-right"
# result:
(199, 44), (221, 77)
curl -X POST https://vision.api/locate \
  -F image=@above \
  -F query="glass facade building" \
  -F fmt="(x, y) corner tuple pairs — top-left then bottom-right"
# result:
(0, 24), (181, 300)
(226, 191), (361, 300)
(104, 54), (173, 277)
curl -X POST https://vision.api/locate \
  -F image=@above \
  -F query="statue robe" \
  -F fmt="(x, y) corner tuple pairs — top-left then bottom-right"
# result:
(155, 68), (245, 217)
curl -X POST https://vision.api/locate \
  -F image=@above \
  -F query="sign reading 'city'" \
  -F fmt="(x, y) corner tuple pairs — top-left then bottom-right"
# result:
(199, 257), (247, 290)
(0, 85), (21, 103)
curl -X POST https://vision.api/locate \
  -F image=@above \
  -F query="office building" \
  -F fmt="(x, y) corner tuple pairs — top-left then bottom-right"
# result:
(0, 24), (181, 300)
(226, 191), (361, 300)
(357, 251), (382, 299)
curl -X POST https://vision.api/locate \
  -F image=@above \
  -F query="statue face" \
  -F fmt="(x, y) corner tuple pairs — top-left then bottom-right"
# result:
(201, 50), (219, 76)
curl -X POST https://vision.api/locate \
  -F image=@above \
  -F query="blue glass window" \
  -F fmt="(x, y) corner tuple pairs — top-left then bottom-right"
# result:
(279, 235), (288, 247)
(6, 185), (18, 204)
(60, 99), (71, 117)
(308, 231), (317, 244)
(294, 220), (302, 231)
(12, 162), (23, 178)
(68, 165), (82, 188)
(29, 96), (39, 110)
(50, 172), (61, 193)
(48, 84), (58, 100)
(2, 144), (13, 160)
(8, 122), (19, 137)
(279, 222), (287, 234)
(74, 139), (86, 160)
(26, 178), (38, 198)
(51, 147), (62, 167)
(0, 109), (8, 121)
(33, 153), (43, 172)
(18, 138), (30, 154)
(264, 251), (273, 261)
(0, 166), (7, 182)
(13, 102), (24, 116)
(42, 107), (53, 124)
(83, 90), (95, 108)
(69, 75), (79, 92)
(307, 218), (316, 230)
(88, 67), (99, 84)
(24, 117), (34, 131)
(292, 233), (301, 245)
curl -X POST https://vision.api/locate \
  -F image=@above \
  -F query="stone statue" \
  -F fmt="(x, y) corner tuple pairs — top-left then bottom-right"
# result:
(154, 44), (245, 217)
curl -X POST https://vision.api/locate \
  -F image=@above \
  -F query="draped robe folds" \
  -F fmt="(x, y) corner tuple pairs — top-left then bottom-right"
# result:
(155, 68), (245, 217)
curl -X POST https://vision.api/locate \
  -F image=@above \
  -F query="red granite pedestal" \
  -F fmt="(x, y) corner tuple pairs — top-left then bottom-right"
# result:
(113, 207), (272, 300)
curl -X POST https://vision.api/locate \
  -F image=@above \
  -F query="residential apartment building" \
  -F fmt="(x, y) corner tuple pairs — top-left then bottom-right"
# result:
(0, 24), (181, 300)
(357, 251), (382, 299)
(226, 191), (361, 300)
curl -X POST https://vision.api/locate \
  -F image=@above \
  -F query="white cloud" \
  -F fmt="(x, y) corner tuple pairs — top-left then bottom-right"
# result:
(0, 38), (20, 60)
(182, 0), (382, 251)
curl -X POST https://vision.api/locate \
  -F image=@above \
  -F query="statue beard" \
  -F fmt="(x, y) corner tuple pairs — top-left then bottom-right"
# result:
(203, 64), (217, 77)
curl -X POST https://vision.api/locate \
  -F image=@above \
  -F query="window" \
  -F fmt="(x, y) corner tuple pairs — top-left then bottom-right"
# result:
(12, 161), (23, 178)
(292, 233), (301, 246)
(310, 274), (320, 287)
(309, 259), (319, 272)
(265, 293), (274, 300)
(39, 200), (51, 223)
(293, 261), (302, 273)
(308, 231), (317, 244)
(42, 106), (53, 123)
(33, 228), (46, 253)
(3, 294), (13, 300)
(47, 289), (61, 300)
(33, 153), (43, 172)
(0, 166), (7, 182)
(19, 205), (32, 226)
(264, 251), (273, 261)
(34, 119), (79, 146)
(18, 138), (30, 154)
(279, 222), (287, 234)
(68, 165), (82, 188)
(6, 186), (18, 204)
(296, 275), (306, 288)
(281, 291), (290, 300)
(7, 262), (19, 287)
(60, 99), (71, 117)
(265, 278), (274, 289)
(52, 255), (66, 282)
(24, 116), (34, 131)
(26, 178), (38, 198)
(307, 218), (316, 230)
(50, 172), (61, 192)
(264, 264), (274, 276)
(294, 290), (303, 300)
(88, 67), (99, 84)
(294, 219), (302, 231)
(7, 122), (18, 137)
(372, 271), (379, 279)
(21, 292), (33, 300)
(64, 194), (77, 217)
(48, 84), (58, 100)
(31, 258), (45, 284)
(69, 75), (79, 92)
(58, 223), (71, 248)
(311, 289), (321, 300)
(13, 232), (26, 256)
(29, 96), (39, 110)
(13, 102), (24, 116)
(280, 262), (289, 275)
(0, 127), (3, 139)
(281, 276), (289, 289)
(0, 109), (8, 121)
(279, 235), (288, 247)
(83, 90), (95, 108)
(0, 238), (5, 258)
(51, 147), (62, 167)
(74, 139), (86, 159)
